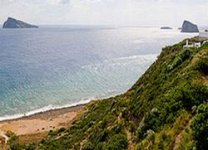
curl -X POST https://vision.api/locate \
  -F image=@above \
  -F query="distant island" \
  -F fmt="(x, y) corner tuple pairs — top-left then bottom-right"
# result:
(160, 26), (172, 30)
(3, 17), (38, 29)
(181, 20), (199, 33)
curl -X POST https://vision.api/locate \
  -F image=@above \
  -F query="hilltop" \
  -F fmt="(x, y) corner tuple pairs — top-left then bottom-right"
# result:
(7, 38), (208, 150)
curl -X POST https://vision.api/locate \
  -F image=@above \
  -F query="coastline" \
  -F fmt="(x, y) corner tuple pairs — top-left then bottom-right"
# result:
(0, 92), (117, 144)
(0, 92), (120, 122)
(0, 103), (86, 144)
(0, 99), (92, 122)
(0, 103), (86, 123)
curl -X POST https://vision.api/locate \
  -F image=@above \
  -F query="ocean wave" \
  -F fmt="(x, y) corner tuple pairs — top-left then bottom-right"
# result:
(82, 54), (157, 70)
(0, 98), (94, 121)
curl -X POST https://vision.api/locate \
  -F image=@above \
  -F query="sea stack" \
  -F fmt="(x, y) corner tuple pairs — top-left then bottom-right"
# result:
(3, 17), (38, 29)
(181, 20), (199, 33)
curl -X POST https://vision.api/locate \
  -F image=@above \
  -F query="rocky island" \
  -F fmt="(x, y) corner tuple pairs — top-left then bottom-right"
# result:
(181, 20), (199, 33)
(160, 26), (172, 30)
(3, 17), (38, 29)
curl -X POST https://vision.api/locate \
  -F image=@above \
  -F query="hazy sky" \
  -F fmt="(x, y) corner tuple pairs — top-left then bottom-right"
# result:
(0, 0), (208, 26)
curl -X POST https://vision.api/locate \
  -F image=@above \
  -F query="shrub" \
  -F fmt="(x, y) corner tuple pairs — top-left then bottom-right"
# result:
(24, 144), (37, 150)
(104, 134), (128, 150)
(48, 130), (58, 137)
(82, 141), (94, 150)
(196, 58), (208, 75)
(7, 131), (22, 150)
(6, 131), (16, 138)
(167, 49), (191, 71)
(58, 127), (66, 133)
(191, 103), (208, 149)
(177, 83), (208, 110)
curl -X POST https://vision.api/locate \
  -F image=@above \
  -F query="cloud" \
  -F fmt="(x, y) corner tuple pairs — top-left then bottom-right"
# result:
(0, 0), (207, 26)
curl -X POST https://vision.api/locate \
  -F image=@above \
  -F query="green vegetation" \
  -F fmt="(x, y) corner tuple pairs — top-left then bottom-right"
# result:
(9, 39), (208, 149)
(195, 57), (208, 75)
(191, 103), (208, 150)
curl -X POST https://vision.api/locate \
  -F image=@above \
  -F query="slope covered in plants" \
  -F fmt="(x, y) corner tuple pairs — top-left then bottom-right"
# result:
(11, 39), (208, 150)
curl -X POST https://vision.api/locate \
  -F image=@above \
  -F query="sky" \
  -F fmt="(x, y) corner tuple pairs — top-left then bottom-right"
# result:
(0, 0), (208, 26)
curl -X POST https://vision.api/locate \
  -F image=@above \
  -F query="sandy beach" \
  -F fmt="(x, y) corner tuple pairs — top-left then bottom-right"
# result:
(0, 105), (85, 144)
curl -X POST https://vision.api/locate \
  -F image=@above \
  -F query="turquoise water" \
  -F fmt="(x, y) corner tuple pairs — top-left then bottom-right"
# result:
(0, 26), (196, 119)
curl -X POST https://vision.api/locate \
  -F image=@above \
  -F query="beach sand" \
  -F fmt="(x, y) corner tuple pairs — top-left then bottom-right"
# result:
(0, 105), (85, 144)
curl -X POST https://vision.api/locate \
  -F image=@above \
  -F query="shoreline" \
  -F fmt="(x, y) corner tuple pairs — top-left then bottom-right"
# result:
(0, 99), (92, 122)
(0, 94), (115, 144)
(0, 103), (86, 144)
(0, 91), (119, 122)
(0, 103), (86, 123)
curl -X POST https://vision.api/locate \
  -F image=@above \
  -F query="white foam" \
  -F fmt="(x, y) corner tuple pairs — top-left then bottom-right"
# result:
(0, 98), (94, 121)
(83, 54), (157, 69)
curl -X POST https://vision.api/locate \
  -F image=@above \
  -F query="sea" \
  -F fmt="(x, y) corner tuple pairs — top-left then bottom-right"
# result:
(0, 26), (197, 120)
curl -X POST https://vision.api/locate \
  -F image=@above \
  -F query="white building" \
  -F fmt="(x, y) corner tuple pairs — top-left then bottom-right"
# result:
(183, 40), (201, 48)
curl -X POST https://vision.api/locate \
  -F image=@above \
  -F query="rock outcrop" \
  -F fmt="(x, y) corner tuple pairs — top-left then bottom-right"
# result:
(3, 17), (38, 29)
(181, 20), (199, 33)
(160, 26), (172, 30)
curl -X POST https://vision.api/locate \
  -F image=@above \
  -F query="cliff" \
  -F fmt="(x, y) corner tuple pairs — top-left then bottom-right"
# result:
(9, 39), (208, 149)
(181, 20), (199, 33)
(3, 17), (38, 29)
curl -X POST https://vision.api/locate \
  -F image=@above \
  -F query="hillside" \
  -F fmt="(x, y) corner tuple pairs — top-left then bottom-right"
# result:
(9, 38), (208, 150)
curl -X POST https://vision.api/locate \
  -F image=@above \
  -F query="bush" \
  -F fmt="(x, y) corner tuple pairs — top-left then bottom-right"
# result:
(48, 130), (58, 137)
(104, 134), (128, 150)
(58, 127), (66, 133)
(6, 131), (16, 137)
(24, 144), (37, 150)
(191, 103), (208, 149)
(167, 49), (191, 71)
(196, 58), (208, 75)
(177, 83), (208, 110)
(82, 141), (94, 150)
